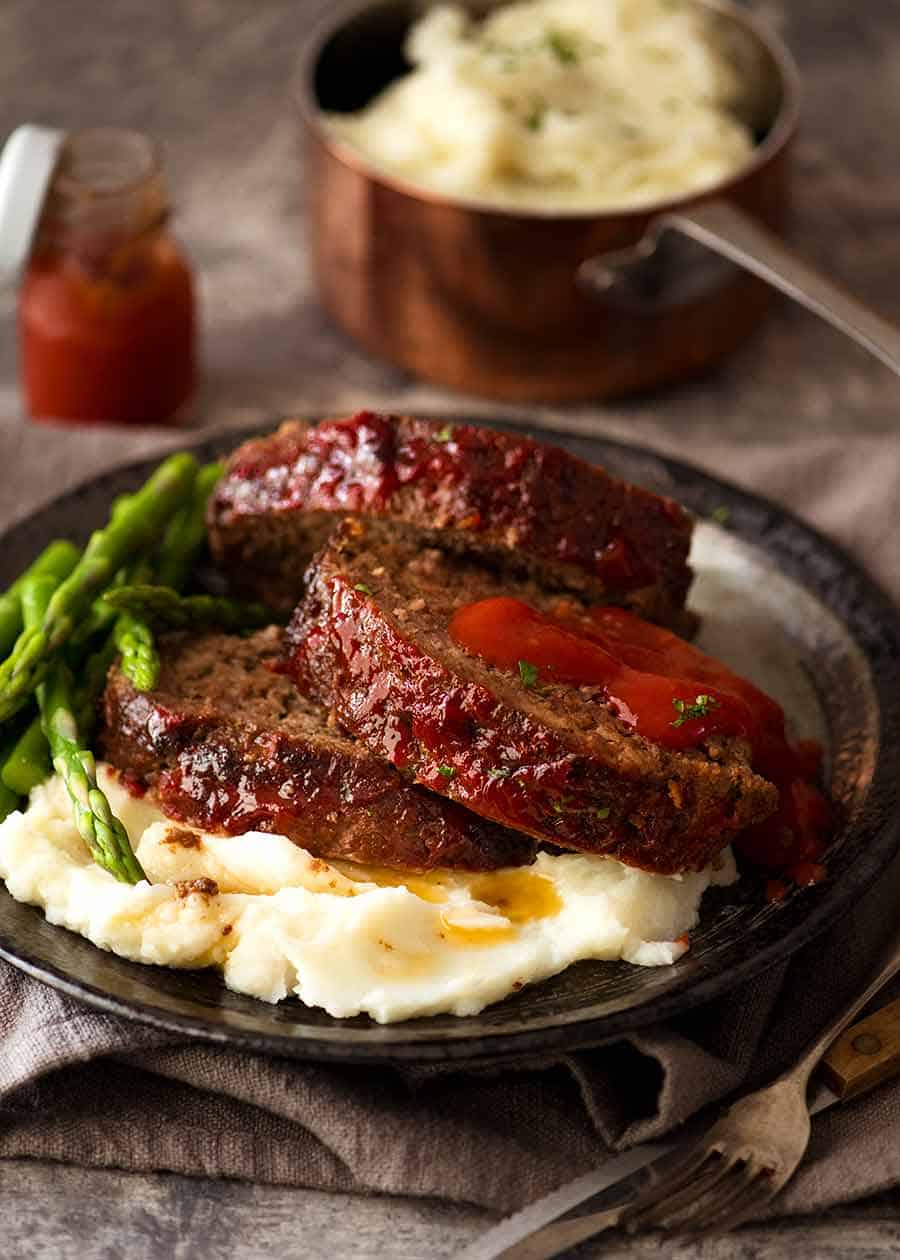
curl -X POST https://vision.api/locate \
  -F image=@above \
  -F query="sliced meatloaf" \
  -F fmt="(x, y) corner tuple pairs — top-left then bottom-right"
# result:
(282, 520), (779, 875)
(100, 628), (536, 872)
(209, 411), (695, 632)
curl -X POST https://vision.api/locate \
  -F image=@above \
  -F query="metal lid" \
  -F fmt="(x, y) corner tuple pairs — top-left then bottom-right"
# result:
(0, 124), (65, 291)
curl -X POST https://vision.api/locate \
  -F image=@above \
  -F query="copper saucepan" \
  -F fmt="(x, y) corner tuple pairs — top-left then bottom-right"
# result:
(298, 0), (900, 402)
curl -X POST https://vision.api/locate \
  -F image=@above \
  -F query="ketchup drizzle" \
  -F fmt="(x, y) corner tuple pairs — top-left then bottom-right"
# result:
(450, 597), (831, 888)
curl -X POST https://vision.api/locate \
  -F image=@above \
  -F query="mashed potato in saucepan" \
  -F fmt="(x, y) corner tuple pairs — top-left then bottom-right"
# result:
(327, 0), (756, 211)
(0, 768), (735, 1023)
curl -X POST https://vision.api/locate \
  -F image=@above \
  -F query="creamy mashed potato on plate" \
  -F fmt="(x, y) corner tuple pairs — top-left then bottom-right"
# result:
(327, 0), (756, 211)
(0, 768), (735, 1023)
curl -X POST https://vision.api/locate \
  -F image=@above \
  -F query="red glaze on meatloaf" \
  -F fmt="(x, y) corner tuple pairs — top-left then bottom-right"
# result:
(209, 412), (695, 631)
(282, 520), (778, 875)
(100, 628), (536, 872)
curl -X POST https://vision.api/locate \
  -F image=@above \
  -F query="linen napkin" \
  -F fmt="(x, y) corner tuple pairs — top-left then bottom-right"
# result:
(1, 419), (900, 1220)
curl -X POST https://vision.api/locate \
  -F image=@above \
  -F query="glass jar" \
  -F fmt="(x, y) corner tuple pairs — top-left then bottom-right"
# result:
(19, 128), (196, 425)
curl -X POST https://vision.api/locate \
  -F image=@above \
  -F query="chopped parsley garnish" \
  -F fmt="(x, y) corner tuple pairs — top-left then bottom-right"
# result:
(488, 766), (512, 780)
(545, 29), (578, 64)
(710, 505), (731, 525)
(525, 101), (546, 131)
(437, 765), (456, 779)
(595, 805), (611, 820)
(353, 583), (373, 596)
(518, 659), (541, 689)
(434, 425), (455, 443)
(671, 694), (720, 728)
(552, 795), (572, 815)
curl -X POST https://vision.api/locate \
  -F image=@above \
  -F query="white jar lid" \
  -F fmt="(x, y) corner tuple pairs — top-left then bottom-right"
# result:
(0, 124), (65, 291)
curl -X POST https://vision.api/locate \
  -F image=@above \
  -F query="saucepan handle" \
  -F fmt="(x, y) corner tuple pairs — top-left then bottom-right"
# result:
(580, 199), (900, 378)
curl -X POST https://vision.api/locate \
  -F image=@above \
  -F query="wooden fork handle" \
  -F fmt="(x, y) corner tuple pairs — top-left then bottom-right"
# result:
(459, 990), (900, 1260)
(820, 994), (900, 1099)
(472, 996), (900, 1260)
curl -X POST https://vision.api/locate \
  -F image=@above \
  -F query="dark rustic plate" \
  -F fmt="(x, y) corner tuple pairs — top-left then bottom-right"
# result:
(1, 421), (898, 1063)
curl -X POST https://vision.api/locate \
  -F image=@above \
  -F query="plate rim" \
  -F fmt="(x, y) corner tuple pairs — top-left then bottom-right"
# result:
(1, 419), (899, 1062)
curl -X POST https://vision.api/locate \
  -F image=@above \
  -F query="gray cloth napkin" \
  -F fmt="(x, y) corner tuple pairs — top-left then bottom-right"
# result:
(1, 421), (900, 1218)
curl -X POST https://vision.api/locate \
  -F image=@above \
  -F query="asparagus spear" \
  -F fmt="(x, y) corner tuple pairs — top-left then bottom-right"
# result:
(0, 459), (218, 852)
(1, 460), (219, 816)
(110, 462), (222, 692)
(4, 562), (138, 783)
(17, 573), (145, 883)
(156, 461), (224, 591)
(101, 552), (158, 693)
(12, 563), (138, 759)
(0, 540), (80, 659)
(113, 612), (159, 692)
(41, 661), (146, 882)
(0, 779), (19, 821)
(0, 453), (197, 722)
(1, 714), (51, 796)
(102, 585), (279, 634)
(72, 490), (147, 654)
(1, 573), (62, 795)
(2, 561), (81, 797)
(76, 636), (118, 738)
(0, 728), (23, 821)
(66, 564), (134, 658)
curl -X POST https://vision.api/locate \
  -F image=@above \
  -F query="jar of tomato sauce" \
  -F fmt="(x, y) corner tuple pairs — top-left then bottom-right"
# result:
(19, 128), (196, 425)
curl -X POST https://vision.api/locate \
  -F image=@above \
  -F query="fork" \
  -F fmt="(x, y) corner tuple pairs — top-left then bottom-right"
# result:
(508, 920), (900, 1258)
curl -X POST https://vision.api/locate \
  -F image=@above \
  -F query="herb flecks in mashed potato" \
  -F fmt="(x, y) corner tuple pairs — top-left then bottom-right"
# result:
(327, 0), (755, 212)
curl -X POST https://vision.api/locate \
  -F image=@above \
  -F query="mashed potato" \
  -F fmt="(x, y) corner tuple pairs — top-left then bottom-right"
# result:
(327, 0), (755, 211)
(0, 767), (735, 1023)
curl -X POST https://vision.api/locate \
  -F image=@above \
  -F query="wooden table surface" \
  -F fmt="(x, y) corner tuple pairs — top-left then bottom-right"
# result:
(1, 1), (899, 1255)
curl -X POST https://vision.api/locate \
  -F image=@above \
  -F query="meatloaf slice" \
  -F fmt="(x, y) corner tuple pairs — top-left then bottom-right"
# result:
(209, 411), (695, 632)
(99, 628), (536, 872)
(282, 520), (778, 875)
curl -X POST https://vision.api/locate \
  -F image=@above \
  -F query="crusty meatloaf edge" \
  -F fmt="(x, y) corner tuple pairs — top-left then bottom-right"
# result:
(100, 629), (537, 873)
(209, 412), (696, 634)
(282, 520), (778, 875)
